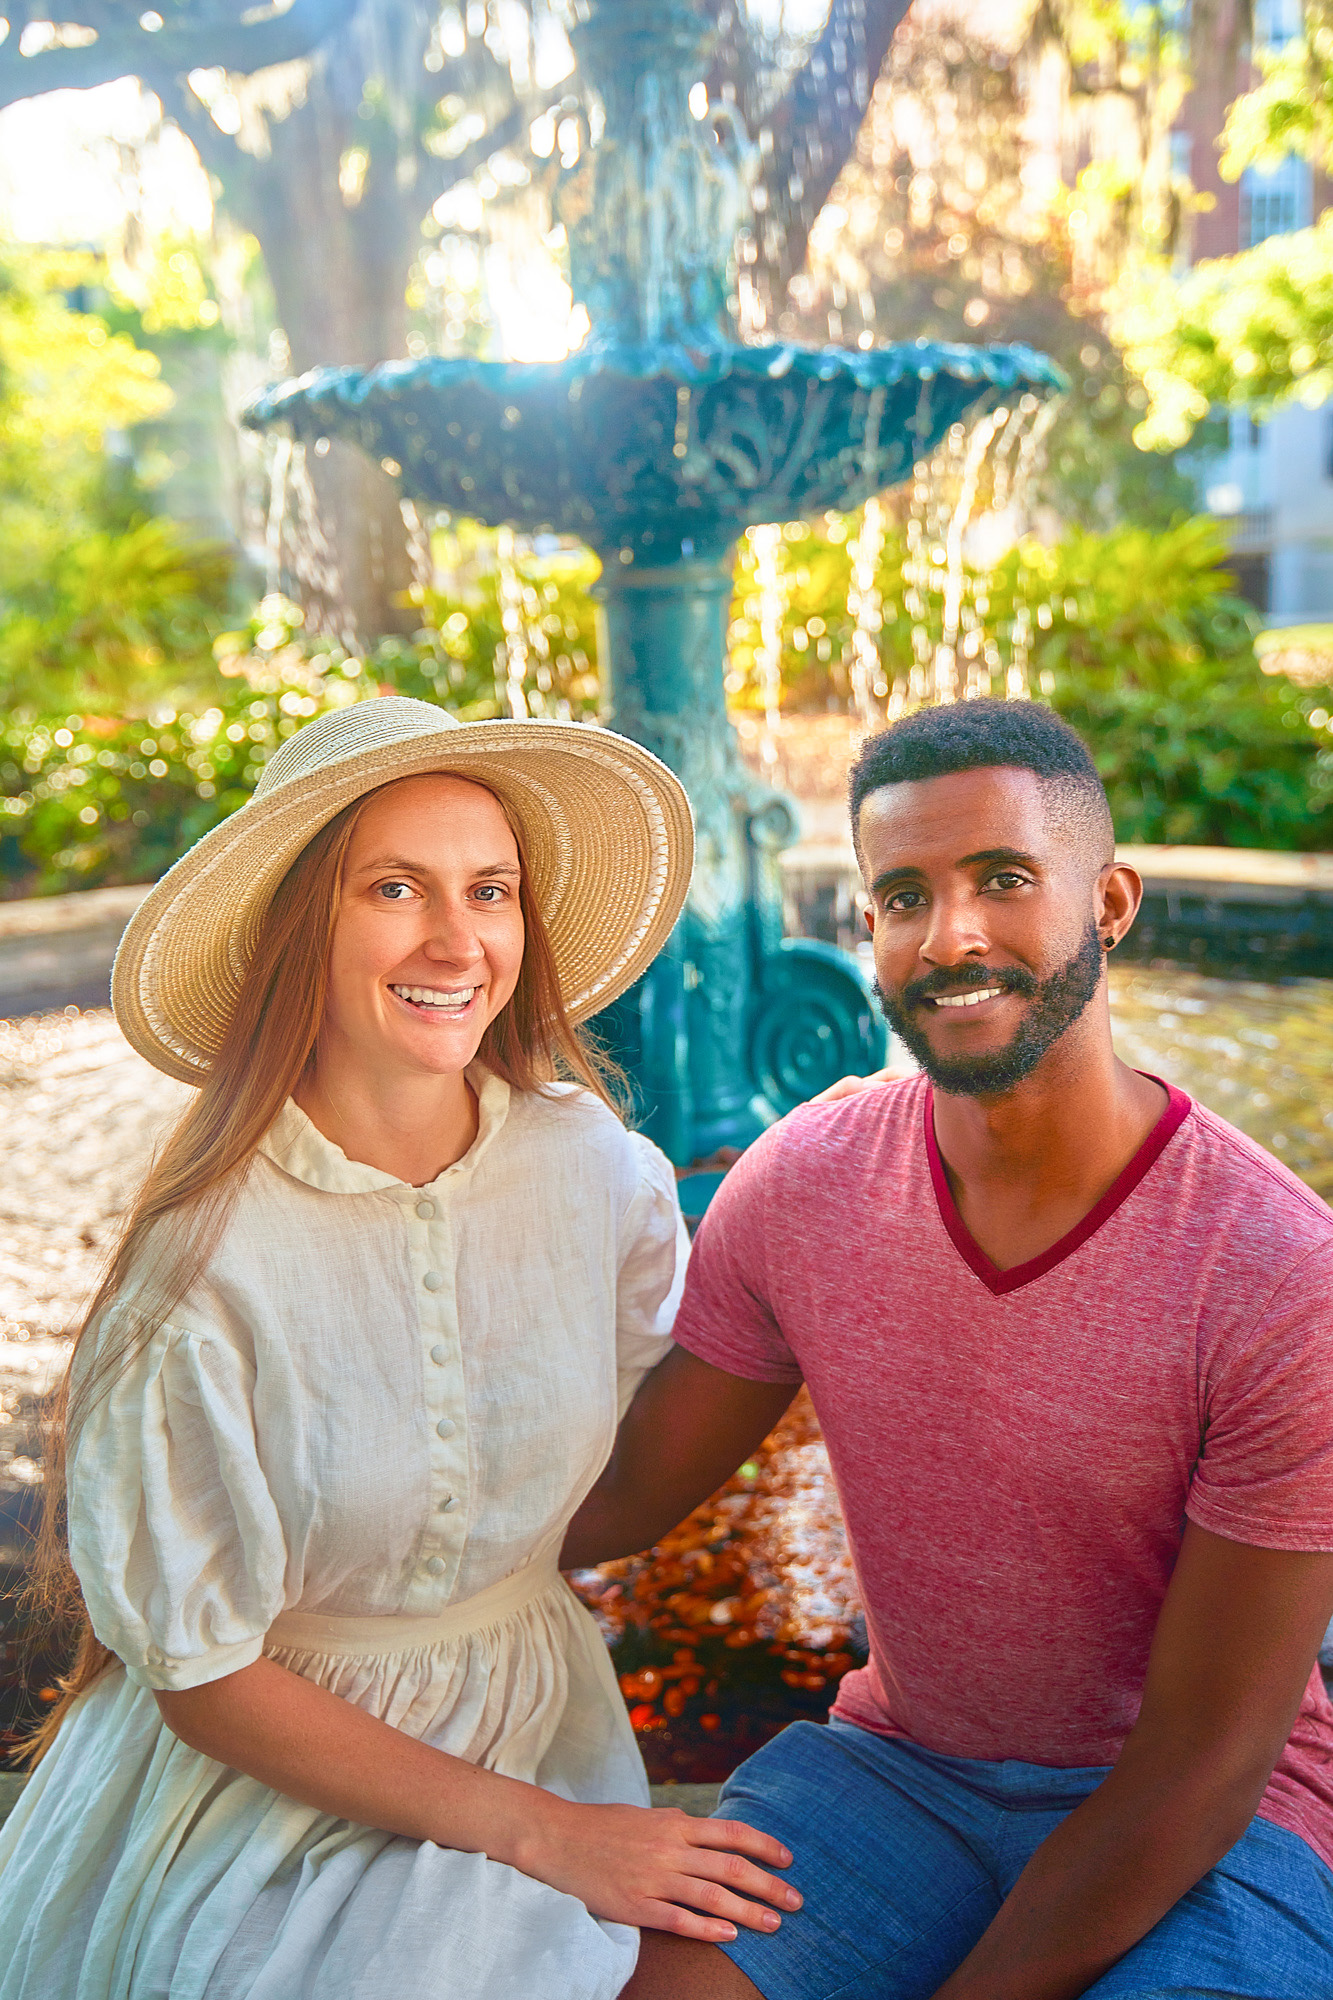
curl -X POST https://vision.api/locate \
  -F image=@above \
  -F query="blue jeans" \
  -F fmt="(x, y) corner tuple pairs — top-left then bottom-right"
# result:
(713, 1720), (1333, 1999)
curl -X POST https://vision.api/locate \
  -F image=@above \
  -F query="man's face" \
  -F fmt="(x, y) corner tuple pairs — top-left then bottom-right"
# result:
(858, 765), (1107, 1097)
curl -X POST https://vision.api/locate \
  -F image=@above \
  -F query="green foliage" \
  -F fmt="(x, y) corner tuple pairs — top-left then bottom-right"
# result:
(731, 512), (1333, 850)
(0, 672), (363, 896)
(0, 518), (233, 712)
(5, 514), (1324, 896)
(1019, 522), (1333, 848)
(1219, 6), (1333, 179)
(1119, 3), (1333, 438)
(801, 9), (1199, 529)
(215, 531), (601, 721)
(1119, 216), (1333, 445)
(0, 248), (234, 709)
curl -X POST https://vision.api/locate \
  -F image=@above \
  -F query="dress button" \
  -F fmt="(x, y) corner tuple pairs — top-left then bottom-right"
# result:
(422, 1270), (445, 1292)
(416, 1199), (435, 1220)
(430, 1343), (448, 1366)
(436, 1416), (456, 1439)
(145, 1645), (164, 1667)
(440, 1495), (461, 1513)
(424, 1555), (447, 1577)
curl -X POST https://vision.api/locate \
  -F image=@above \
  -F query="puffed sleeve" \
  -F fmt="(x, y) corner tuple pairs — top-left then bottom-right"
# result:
(68, 1315), (288, 1693)
(615, 1133), (688, 1418)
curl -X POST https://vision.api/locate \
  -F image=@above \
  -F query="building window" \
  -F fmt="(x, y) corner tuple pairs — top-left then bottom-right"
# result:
(1230, 554), (1270, 614)
(1253, 0), (1302, 51)
(1239, 157), (1313, 247)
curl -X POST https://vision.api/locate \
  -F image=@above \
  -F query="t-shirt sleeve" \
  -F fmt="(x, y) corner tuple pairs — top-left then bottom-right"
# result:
(614, 1133), (689, 1419)
(672, 1123), (804, 1386)
(68, 1311), (288, 1693)
(1186, 1240), (1333, 1553)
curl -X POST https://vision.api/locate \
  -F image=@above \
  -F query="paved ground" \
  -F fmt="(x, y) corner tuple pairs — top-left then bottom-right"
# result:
(0, 1012), (187, 1488)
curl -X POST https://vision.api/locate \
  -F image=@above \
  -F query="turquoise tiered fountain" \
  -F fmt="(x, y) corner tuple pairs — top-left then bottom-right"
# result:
(245, 0), (1064, 1164)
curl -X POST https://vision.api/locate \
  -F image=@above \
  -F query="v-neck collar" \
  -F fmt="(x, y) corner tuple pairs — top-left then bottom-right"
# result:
(924, 1075), (1192, 1297)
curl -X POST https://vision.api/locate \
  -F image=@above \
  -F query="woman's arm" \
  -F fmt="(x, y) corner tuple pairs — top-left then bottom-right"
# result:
(562, 1348), (798, 1568)
(156, 1654), (799, 1943)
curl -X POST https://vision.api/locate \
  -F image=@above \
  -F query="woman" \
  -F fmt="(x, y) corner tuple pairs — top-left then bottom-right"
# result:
(0, 698), (796, 2000)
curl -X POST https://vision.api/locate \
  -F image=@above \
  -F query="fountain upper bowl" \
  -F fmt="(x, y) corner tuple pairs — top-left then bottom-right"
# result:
(244, 337), (1066, 562)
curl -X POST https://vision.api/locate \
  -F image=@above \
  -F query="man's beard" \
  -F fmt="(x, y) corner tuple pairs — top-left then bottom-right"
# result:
(875, 922), (1105, 1097)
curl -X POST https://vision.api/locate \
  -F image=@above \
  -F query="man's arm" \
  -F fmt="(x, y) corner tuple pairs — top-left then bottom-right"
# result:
(561, 1348), (798, 1567)
(932, 1522), (1333, 2000)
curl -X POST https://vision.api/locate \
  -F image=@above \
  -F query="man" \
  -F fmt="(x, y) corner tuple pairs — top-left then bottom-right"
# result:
(563, 699), (1333, 1999)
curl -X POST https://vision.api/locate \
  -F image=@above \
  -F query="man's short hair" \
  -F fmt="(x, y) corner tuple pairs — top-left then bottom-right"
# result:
(848, 699), (1114, 866)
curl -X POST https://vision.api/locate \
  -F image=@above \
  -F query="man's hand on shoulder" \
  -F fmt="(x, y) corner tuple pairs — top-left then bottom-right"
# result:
(810, 1062), (914, 1105)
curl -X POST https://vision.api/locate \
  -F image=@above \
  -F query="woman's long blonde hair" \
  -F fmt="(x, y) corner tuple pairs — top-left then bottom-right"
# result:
(23, 776), (618, 1762)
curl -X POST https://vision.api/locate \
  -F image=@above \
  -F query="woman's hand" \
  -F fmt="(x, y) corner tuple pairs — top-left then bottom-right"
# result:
(157, 1657), (795, 1944)
(516, 1796), (800, 1942)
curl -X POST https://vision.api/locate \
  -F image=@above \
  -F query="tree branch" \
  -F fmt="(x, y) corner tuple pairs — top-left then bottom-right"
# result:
(422, 104), (546, 202)
(750, 0), (910, 299)
(0, 0), (361, 111)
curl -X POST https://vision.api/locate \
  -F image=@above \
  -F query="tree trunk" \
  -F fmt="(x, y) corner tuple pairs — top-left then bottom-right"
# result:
(242, 75), (421, 643)
(185, 18), (433, 645)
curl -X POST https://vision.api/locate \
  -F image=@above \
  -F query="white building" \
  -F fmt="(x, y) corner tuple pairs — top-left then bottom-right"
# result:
(1183, 1), (1333, 624)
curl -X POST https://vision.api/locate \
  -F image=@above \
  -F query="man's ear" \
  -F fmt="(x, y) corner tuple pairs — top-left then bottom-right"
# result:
(1095, 860), (1143, 950)
(863, 903), (875, 938)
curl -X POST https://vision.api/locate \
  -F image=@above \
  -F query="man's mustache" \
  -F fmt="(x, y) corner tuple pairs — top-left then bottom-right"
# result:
(889, 963), (1040, 1010)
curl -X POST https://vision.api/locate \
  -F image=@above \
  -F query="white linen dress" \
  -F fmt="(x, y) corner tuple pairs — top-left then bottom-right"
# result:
(0, 1069), (686, 2000)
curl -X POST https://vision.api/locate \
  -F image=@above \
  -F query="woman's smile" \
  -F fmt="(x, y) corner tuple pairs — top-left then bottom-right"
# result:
(388, 981), (483, 1016)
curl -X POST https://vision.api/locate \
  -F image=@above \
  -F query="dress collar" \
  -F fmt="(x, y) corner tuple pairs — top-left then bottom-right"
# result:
(259, 1064), (511, 1197)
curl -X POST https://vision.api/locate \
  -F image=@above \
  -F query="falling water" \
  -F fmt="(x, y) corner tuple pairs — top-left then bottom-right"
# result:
(938, 407), (1008, 704)
(495, 526), (533, 719)
(873, 393), (1059, 726)
(847, 497), (888, 727)
(749, 522), (786, 766)
(493, 526), (568, 718)
(264, 434), (292, 599)
(264, 439), (355, 654)
(400, 499), (436, 604)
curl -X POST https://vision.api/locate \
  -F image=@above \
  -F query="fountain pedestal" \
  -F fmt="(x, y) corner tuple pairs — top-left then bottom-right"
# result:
(595, 545), (884, 1157)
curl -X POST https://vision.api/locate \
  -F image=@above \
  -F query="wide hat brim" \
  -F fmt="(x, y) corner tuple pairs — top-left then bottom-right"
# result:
(112, 698), (694, 1085)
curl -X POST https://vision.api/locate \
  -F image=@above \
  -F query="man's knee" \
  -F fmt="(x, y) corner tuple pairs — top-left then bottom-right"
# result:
(621, 1930), (764, 1999)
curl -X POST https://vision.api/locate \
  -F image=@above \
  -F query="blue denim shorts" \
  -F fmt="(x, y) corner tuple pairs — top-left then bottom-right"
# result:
(713, 1720), (1333, 1999)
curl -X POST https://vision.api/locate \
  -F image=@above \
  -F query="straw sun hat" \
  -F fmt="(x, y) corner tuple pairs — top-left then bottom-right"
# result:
(112, 696), (695, 1085)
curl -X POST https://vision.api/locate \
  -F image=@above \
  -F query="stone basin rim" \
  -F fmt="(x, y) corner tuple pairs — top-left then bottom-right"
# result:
(243, 336), (1069, 433)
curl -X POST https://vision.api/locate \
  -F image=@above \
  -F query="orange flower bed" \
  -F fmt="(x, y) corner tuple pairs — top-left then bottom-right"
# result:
(569, 1390), (865, 1781)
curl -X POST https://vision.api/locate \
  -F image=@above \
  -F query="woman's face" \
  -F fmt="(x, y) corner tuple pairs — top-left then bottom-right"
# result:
(321, 774), (526, 1083)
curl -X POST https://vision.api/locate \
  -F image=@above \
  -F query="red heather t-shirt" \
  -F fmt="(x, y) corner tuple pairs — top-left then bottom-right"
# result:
(672, 1076), (1333, 1869)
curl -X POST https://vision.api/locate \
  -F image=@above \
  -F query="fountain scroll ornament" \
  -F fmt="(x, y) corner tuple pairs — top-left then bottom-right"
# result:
(245, 0), (1065, 1164)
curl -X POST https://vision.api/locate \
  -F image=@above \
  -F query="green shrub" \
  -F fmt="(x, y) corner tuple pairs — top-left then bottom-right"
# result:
(0, 517), (233, 713)
(0, 536), (603, 896)
(0, 248), (234, 711)
(729, 513), (1332, 852)
(4, 515), (1327, 899)
(0, 674), (363, 896)
(1024, 523), (1331, 849)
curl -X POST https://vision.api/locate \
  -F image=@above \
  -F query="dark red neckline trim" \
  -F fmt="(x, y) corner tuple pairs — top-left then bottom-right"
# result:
(924, 1076), (1192, 1297)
